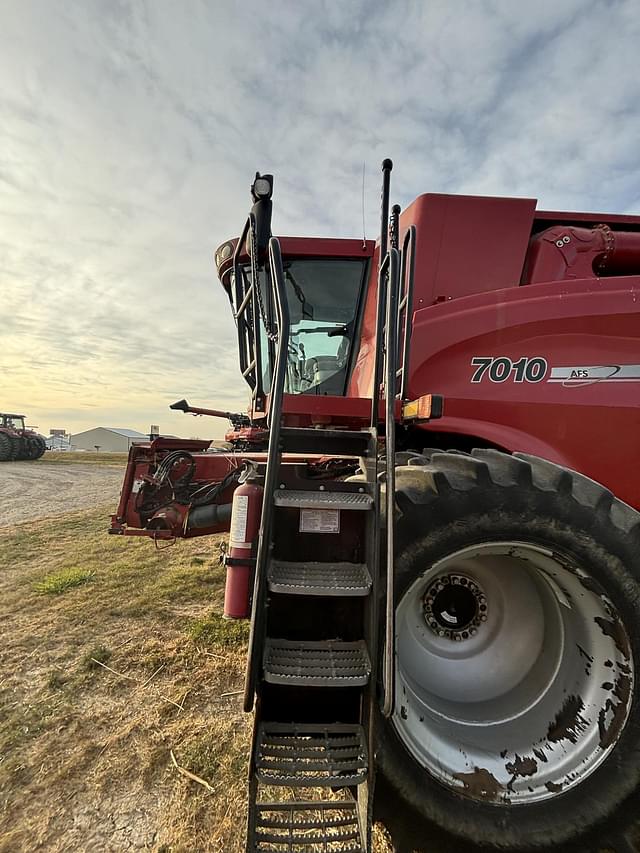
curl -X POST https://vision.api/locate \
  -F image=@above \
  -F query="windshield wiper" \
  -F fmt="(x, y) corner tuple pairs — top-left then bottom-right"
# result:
(284, 268), (314, 319)
(290, 325), (348, 336)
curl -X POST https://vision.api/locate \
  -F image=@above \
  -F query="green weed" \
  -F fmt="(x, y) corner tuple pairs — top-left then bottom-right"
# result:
(34, 566), (94, 595)
(187, 613), (249, 648)
(83, 644), (112, 670)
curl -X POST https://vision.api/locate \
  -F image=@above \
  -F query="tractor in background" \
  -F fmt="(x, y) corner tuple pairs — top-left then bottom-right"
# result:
(0, 412), (46, 461)
(110, 162), (640, 853)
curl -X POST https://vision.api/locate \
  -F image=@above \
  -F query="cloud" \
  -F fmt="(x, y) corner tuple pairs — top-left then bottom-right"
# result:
(1, 0), (639, 436)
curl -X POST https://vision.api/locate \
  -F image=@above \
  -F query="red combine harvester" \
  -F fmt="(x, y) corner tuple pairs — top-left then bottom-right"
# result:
(111, 163), (640, 852)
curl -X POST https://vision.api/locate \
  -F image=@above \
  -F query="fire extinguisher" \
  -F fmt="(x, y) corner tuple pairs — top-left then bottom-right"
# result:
(223, 462), (263, 619)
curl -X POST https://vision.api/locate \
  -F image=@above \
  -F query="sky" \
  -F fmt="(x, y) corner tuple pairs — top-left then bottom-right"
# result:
(2, 0), (640, 439)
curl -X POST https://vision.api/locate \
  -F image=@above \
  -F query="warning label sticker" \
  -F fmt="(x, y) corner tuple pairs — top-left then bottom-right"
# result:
(300, 508), (340, 533)
(229, 494), (249, 546)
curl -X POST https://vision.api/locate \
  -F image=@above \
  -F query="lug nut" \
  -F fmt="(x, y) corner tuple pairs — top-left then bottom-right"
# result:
(424, 573), (486, 642)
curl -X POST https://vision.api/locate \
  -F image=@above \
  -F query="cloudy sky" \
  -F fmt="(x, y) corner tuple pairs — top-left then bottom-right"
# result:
(2, 0), (640, 439)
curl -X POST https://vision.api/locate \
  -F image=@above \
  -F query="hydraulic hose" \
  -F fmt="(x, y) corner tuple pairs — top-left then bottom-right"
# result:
(186, 502), (233, 530)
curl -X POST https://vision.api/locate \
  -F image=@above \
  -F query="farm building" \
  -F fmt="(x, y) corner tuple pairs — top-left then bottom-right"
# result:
(70, 427), (148, 452)
(45, 434), (71, 451)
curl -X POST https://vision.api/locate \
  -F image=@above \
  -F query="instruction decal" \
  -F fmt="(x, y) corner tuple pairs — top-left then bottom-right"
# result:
(300, 508), (340, 533)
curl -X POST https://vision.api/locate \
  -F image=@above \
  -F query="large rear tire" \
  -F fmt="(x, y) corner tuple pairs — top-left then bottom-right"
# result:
(13, 436), (28, 460)
(0, 433), (20, 460)
(27, 435), (46, 459)
(0, 432), (12, 461)
(379, 449), (640, 852)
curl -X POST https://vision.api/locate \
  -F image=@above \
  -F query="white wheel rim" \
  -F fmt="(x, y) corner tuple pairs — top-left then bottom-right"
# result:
(393, 542), (634, 804)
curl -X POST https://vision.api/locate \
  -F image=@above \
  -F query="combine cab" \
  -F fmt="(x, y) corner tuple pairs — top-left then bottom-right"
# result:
(0, 413), (46, 461)
(111, 163), (640, 852)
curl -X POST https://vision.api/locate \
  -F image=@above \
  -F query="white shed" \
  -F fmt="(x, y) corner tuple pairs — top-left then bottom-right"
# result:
(70, 427), (148, 452)
(46, 434), (72, 451)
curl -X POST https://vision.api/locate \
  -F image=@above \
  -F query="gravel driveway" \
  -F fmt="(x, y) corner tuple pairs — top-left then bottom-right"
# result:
(0, 461), (124, 527)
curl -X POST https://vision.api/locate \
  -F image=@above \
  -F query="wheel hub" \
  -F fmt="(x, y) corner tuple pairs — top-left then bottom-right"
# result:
(423, 574), (486, 640)
(393, 542), (634, 805)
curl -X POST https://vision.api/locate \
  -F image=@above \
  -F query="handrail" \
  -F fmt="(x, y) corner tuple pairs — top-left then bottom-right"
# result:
(369, 252), (389, 428)
(370, 162), (417, 717)
(369, 226), (415, 417)
(382, 246), (400, 718)
(231, 213), (264, 403)
(231, 217), (252, 383)
(243, 237), (290, 712)
(397, 225), (416, 401)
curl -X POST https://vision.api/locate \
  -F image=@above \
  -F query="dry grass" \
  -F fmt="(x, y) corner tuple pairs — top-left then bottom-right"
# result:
(45, 451), (128, 466)
(0, 506), (251, 852)
(0, 503), (394, 852)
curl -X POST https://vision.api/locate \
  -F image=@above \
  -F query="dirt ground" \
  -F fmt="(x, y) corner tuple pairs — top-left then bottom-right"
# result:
(0, 459), (124, 527)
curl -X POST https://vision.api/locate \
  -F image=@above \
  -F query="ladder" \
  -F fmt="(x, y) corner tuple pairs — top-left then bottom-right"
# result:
(242, 162), (411, 853)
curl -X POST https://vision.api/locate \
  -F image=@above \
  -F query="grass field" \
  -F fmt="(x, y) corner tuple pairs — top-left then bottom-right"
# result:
(0, 503), (395, 852)
(0, 505), (254, 852)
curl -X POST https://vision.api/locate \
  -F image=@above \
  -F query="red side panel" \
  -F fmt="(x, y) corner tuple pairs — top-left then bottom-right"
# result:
(407, 276), (640, 510)
(348, 194), (537, 399)
(404, 193), (536, 305)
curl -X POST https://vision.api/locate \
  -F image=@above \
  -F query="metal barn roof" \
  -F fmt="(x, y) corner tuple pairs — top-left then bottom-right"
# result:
(103, 428), (148, 438)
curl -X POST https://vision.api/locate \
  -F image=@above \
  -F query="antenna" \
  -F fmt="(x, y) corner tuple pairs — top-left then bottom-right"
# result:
(379, 158), (393, 268)
(361, 161), (366, 250)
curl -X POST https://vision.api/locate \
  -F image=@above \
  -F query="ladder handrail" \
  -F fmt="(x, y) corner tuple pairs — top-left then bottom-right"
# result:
(382, 246), (400, 718)
(370, 160), (393, 428)
(243, 236), (290, 712)
(397, 225), (416, 401)
(370, 225), (416, 422)
(231, 214), (265, 401)
(369, 253), (389, 428)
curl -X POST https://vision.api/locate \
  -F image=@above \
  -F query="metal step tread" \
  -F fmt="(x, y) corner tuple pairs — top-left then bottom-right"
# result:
(268, 560), (372, 596)
(252, 800), (363, 851)
(255, 723), (368, 787)
(263, 639), (371, 686)
(273, 490), (373, 510)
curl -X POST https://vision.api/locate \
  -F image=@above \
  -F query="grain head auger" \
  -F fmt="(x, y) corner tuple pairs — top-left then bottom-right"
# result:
(111, 161), (640, 852)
